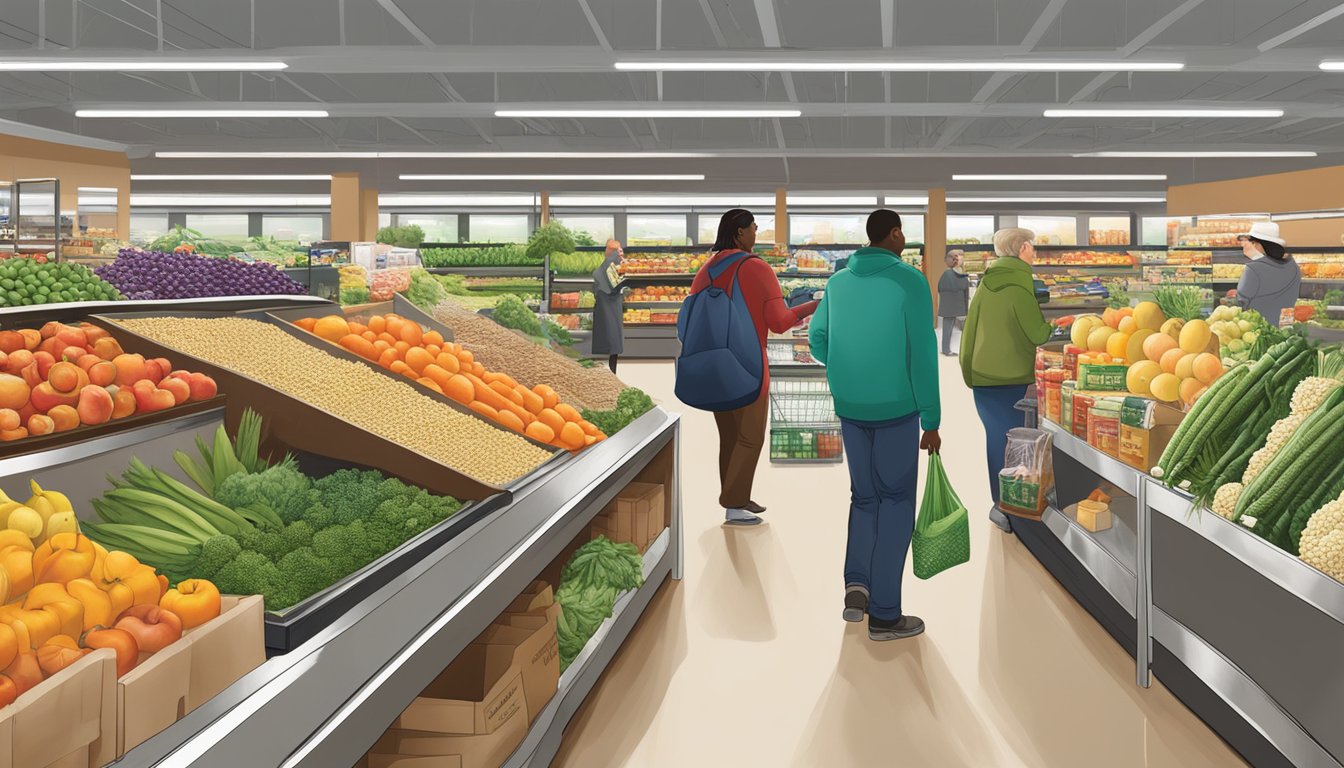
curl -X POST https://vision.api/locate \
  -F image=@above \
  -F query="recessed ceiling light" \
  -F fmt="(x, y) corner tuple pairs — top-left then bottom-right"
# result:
(154, 151), (715, 159)
(0, 60), (287, 71)
(1077, 151), (1317, 158)
(399, 174), (705, 181)
(77, 109), (329, 118)
(1044, 108), (1283, 118)
(550, 195), (778, 207)
(379, 195), (540, 207)
(1321, 61), (1344, 71)
(953, 174), (1168, 181)
(615, 61), (1184, 72)
(129, 195), (331, 207)
(787, 196), (880, 206)
(494, 109), (801, 119)
(131, 174), (332, 181)
(949, 196), (1166, 203)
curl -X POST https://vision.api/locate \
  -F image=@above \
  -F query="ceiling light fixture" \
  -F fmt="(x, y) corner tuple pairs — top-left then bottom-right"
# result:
(787, 196), (881, 206)
(494, 109), (801, 118)
(154, 151), (715, 159)
(131, 174), (332, 181)
(1077, 151), (1317, 158)
(1044, 108), (1283, 118)
(953, 174), (1167, 181)
(550, 195), (778, 207)
(399, 174), (705, 181)
(948, 196), (1166, 203)
(0, 60), (287, 71)
(1272, 210), (1344, 222)
(77, 109), (329, 118)
(615, 61), (1183, 72)
(379, 195), (540, 207)
(129, 195), (331, 207)
(1323, 61), (1344, 71)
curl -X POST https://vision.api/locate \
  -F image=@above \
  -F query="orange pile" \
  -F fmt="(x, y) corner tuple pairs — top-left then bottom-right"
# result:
(295, 314), (606, 451)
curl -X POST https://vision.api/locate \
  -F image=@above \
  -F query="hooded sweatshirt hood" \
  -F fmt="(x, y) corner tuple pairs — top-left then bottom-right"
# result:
(844, 246), (903, 276)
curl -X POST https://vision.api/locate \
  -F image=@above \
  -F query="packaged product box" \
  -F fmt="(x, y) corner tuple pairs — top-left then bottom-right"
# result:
(1060, 381), (1076, 432)
(506, 581), (552, 615)
(1062, 346), (1084, 380)
(0, 648), (117, 768)
(1118, 397), (1184, 472)
(1037, 369), (1068, 425)
(1086, 397), (1125, 457)
(1076, 362), (1129, 392)
(602, 482), (665, 551)
(374, 644), (529, 768)
(998, 428), (1055, 519)
(484, 605), (561, 724)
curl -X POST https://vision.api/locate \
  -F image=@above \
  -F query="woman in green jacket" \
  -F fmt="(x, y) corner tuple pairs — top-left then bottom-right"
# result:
(960, 228), (1053, 533)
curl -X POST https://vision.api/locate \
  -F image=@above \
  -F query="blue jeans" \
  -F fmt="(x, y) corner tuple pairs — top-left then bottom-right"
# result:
(973, 384), (1031, 505)
(840, 413), (919, 621)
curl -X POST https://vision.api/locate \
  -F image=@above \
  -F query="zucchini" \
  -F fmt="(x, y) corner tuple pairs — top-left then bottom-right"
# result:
(1158, 364), (1249, 476)
(1241, 401), (1344, 525)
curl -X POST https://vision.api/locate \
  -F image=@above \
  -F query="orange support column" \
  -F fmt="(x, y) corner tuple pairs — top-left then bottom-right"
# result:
(775, 188), (788, 249)
(359, 187), (379, 241)
(924, 188), (947, 323)
(330, 172), (362, 241)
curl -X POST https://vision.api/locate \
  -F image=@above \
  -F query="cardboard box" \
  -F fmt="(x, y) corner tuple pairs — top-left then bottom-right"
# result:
(479, 605), (560, 724)
(369, 756), (464, 768)
(505, 581), (552, 615)
(1118, 397), (1184, 472)
(1076, 362), (1129, 392)
(116, 594), (265, 757)
(373, 644), (529, 768)
(0, 648), (117, 768)
(616, 481), (665, 550)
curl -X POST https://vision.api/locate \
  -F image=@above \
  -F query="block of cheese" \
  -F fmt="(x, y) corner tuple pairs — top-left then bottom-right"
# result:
(1077, 500), (1112, 532)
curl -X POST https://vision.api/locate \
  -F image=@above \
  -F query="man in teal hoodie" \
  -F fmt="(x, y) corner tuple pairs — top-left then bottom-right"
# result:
(810, 209), (941, 641)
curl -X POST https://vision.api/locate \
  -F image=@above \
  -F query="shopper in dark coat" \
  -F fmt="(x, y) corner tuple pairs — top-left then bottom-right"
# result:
(591, 240), (625, 372)
(937, 249), (971, 356)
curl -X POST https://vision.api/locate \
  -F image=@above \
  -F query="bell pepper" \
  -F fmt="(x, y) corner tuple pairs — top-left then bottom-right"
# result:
(0, 605), (60, 649)
(65, 578), (115, 631)
(37, 635), (87, 677)
(32, 533), (95, 585)
(96, 551), (160, 608)
(160, 579), (221, 630)
(0, 546), (33, 599)
(21, 583), (84, 639)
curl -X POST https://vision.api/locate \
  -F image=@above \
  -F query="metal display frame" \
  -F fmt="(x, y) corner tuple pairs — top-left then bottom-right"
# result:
(1029, 417), (1344, 768)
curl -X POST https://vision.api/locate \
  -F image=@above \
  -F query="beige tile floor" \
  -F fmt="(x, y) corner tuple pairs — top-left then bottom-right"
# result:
(554, 355), (1246, 768)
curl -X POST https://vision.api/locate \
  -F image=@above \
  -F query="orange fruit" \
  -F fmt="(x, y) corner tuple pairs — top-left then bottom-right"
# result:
(555, 403), (582, 423)
(457, 348), (475, 365)
(467, 401), (498, 420)
(368, 315), (387, 334)
(377, 348), (401, 369)
(537, 408), (566, 435)
(295, 317), (318, 332)
(417, 377), (444, 395)
(339, 334), (377, 360)
(435, 353), (461, 374)
(1159, 347), (1185, 375)
(399, 322), (423, 347)
(444, 375), (475, 404)
(471, 362), (485, 378)
(559, 422), (586, 450)
(313, 316), (350, 343)
(518, 387), (544, 414)
(404, 347), (435, 375)
(423, 331), (445, 347)
(393, 341), (411, 356)
(384, 315), (406, 339)
(389, 360), (412, 376)
(525, 421), (556, 443)
(533, 385), (559, 410)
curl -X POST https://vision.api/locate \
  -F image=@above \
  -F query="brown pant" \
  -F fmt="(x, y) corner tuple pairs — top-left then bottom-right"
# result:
(713, 390), (769, 509)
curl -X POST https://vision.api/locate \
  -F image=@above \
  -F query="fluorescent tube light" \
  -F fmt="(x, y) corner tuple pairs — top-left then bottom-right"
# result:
(76, 187), (118, 193)
(130, 195), (331, 207)
(953, 174), (1167, 181)
(786, 196), (880, 206)
(1044, 108), (1283, 118)
(379, 195), (540, 207)
(0, 60), (287, 71)
(131, 174), (332, 181)
(616, 61), (1183, 72)
(882, 196), (932, 207)
(550, 195), (777, 207)
(494, 109), (800, 119)
(156, 151), (380, 159)
(1272, 211), (1344, 222)
(1077, 151), (1317, 158)
(1323, 61), (1344, 71)
(399, 174), (705, 181)
(155, 151), (714, 159)
(949, 197), (1166, 203)
(77, 109), (329, 118)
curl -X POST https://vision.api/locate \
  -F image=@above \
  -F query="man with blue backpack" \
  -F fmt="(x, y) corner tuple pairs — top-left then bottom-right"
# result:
(809, 209), (942, 641)
(676, 209), (818, 526)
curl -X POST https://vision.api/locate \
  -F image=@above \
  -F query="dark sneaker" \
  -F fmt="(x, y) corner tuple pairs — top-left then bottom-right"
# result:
(724, 508), (764, 526)
(743, 500), (767, 514)
(868, 615), (925, 641)
(990, 506), (1014, 533)
(842, 585), (869, 622)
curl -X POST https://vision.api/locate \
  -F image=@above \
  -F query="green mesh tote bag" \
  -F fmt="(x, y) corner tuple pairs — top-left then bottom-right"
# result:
(912, 455), (971, 579)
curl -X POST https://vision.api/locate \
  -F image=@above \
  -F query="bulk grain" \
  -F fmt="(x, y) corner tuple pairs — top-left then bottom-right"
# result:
(116, 316), (552, 486)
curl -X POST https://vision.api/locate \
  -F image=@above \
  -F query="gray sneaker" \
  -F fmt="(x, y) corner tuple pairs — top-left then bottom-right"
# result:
(990, 506), (1014, 533)
(868, 615), (925, 641)
(724, 508), (763, 526)
(842, 585), (869, 622)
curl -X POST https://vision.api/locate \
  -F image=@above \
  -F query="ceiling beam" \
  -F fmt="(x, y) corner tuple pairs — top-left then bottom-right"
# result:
(574, 0), (611, 51)
(1258, 3), (1344, 52)
(372, 0), (434, 46)
(1069, 0), (1207, 103)
(753, 0), (798, 103)
(696, 0), (727, 48)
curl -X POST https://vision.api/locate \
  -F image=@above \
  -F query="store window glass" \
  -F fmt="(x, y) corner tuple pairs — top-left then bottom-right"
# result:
(1141, 217), (1190, 246)
(129, 213), (169, 246)
(395, 214), (458, 244)
(1018, 215), (1077, 246)
(262, 216), (324, 244)
(184, 214), (249, 239)
(947, 216), (996, 245)
(378, 212), (392, 229)
(469, 215), (529, 243)
(696, 214), (775, 246)
(789, 214), (866, 245)
(627, 215), (689, 246)
(901, 214), (925, 245)
(1088, 216), (1131, 246)
(554, 215), (615, 246)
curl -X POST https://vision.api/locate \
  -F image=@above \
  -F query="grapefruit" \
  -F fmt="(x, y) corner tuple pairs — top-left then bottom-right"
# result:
(1126, 329), (1156, 367)
(1150, 373), (1181, 403)
(1087, 325), (1116, 353)
(1106, 332), (1130, 361)
(1179, 319), (1212, 354)
(1133, 301), (1165, 332)
(1193, 353), (1225, 385)
(1127, 360), (1162, 396)
(1117, 316), (1138, 335)
(1160, 347), (1186, 375)
(1174, 353), (1199, 381)
(1143, 332), (1179, 363)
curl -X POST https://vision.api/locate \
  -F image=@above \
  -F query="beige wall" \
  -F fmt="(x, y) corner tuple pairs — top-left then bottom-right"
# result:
(0, 134), (131, 238)
(1167, 165), (1344, 218)
(1277, 217), (1344, 247)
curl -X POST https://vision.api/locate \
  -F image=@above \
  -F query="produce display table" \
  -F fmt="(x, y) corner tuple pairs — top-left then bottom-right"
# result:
(116, 406), (683, 768)
(1025, 417), (1344, 768)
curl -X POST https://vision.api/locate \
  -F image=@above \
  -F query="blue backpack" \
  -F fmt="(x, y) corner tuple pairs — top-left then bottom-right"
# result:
(675, 251), (764, 412)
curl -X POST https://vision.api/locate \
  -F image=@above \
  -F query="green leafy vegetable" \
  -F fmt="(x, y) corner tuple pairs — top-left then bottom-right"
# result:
(554, 536), (644, 670)
(549, 251), (607, 276)
(375, 224), (425, 249)
(525, 222), (577, 264)
(491, 294), (544, 336)
(402, 268), (450, 310)
(1154, 285), (1206, 321)
(581, 388), (655, 436)
(420, 245), (537, 268)
(340, 286), (371, 306)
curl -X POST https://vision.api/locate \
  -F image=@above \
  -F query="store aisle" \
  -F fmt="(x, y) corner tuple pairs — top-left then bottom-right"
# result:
(554, 356), (1244, 768)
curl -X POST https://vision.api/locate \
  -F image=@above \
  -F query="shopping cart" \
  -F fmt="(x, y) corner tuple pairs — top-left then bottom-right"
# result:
(769, 378), (844, 463)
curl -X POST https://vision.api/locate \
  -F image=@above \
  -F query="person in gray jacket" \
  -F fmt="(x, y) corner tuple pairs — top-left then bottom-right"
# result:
(591, 239), (626, 372)
(1236, 222), (1301, 328)
(937, 249), (971, 356)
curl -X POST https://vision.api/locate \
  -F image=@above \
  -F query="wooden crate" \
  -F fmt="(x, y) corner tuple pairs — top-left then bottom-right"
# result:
(0, 649), (117, 768)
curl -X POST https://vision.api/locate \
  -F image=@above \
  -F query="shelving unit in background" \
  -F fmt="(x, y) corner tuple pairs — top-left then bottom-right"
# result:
(1, 178), (63, 263)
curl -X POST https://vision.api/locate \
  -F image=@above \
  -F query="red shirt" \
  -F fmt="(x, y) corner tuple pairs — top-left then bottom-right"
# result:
(690, 250), (819, 392)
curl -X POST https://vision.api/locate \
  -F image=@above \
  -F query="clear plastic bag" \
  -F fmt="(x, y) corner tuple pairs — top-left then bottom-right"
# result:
(998, 427), (1055, 519)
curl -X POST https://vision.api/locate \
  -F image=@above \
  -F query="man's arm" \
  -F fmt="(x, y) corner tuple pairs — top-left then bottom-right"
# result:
(809, 290), (830, 366)
(1012, 287), (1054, 346)
(903, 277), (941, 431)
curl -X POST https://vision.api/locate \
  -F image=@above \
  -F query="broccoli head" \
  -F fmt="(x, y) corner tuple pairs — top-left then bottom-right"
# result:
(192, 534), (242, 578)
(215, 464), (316, 525)
(274, 547), (340, 607)
(312, 520), (379, 575)
(211, 550), (282, 601)
(314, 468), (388, 526)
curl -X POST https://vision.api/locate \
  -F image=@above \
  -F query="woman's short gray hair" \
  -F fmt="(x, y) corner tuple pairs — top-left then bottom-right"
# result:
(993, 228), (1036, 258)
(945, 249), (964, 267)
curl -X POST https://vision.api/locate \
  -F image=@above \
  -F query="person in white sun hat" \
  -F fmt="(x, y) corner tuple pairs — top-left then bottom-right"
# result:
(1236, 221), (1300, 327)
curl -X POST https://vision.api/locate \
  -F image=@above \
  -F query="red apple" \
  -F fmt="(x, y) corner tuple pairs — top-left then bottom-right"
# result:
(132, 384), (175, 413)
(186, 373), (218, 401)
(113, 354), (148, 387)
(76, 385), (114, 426)
(158, 377), (189, 406)
(30, 382), (80, 413)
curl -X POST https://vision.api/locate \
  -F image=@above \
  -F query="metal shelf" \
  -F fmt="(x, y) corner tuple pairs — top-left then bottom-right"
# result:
(1041, 505), (1137, 616)
(119, 407), (683, 768)
(1041, 418), (1140, 496)
(426, 266), (546, 278)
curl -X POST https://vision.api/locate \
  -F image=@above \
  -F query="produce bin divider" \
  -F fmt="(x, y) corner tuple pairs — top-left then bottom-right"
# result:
(90, 310), (532, 501)
(0, 397), (224, 466)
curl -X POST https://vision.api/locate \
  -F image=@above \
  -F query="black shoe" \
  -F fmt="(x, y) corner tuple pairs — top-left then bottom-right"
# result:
(743, 500), (767, 514)
(868, 615), (925, 641)
(843, 585), (868, 622)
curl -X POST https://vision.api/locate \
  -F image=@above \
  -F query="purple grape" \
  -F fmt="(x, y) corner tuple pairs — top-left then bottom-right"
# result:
(97, 249), (307, 300)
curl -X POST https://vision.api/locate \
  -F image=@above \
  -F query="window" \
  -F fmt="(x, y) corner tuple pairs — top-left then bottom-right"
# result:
(184, 214), (249, 239)
(469, 215), (529, 243)
(1141, 217), (1190, 246)
(1087, 216), (1131, 246)
(627, 215), (689, 246)
(901, 214), (925, 245)
(697, 214), (775, 246)
(263, 216), (325, 243)
(129, 213), (169, 246)
(396, 214), (458, 244)
(554, 215), (614, 246)
(789, 214), (866, 245)
(947, 216), (995, 245)
(378, 212), (392, 229)
(1018, 216), (1077, 246)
